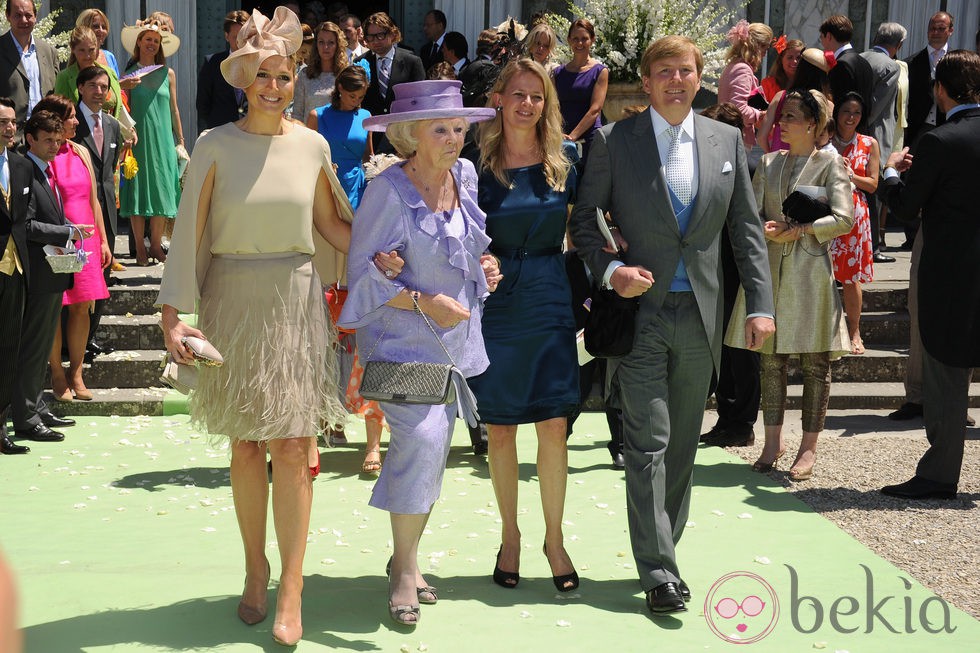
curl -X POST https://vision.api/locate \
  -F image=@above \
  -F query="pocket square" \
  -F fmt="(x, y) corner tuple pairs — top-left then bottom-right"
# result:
(22, 187), (29, 194)
(721, 161), (733, 174)
(110, 143), (117, 148)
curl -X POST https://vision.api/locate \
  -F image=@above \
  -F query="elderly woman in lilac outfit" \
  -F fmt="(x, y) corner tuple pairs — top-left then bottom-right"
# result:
(338, 80), (498, 627)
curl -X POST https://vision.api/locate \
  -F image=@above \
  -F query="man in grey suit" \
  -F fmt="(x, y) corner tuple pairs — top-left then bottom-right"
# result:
(73, 65), (123, 358)
(569, 36), (774, 615)
(861, 22), (905, 263)
(0, 0), (58, 145)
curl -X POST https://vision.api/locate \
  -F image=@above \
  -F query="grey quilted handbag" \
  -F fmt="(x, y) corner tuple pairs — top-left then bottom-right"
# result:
(359, 294), (459, 405)
(360, 360), (456, 404)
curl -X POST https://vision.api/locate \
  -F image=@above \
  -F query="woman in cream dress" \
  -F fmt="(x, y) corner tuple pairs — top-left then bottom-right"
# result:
(156, 8), (400, 646)
(726, 89), (853, 482)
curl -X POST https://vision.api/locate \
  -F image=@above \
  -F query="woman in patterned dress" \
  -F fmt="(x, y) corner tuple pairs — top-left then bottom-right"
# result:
(829, 92), (879, 355)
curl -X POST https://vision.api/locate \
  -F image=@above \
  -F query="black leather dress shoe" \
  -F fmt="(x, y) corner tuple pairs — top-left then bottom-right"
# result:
(699, 424), (727, 443)
(881, 476), (956, 500)
(607, 442), (625, 468)
(0, 434), (30, 454)
(87, 341), (114, 356)
(888, 402), (923, 420)
(704, 424), (755, 447)
(678, 580), (691, 602)
(40, 413), (76, 428)
(469, 423), (488, 456)
(14, 424), (65, 442)
(873, 252), (896, 263)
(646, 582), (687, 614)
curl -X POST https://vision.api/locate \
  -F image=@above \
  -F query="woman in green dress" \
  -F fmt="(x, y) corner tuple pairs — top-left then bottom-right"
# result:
(119, 19), (184, 265)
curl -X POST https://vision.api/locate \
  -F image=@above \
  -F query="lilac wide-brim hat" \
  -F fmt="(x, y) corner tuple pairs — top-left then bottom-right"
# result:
(362, 80), (498, 132)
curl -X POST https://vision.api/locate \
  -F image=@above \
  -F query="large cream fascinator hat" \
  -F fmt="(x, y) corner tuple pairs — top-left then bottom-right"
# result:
(120, 18), (180, 58)
(220, 7), (303, 89)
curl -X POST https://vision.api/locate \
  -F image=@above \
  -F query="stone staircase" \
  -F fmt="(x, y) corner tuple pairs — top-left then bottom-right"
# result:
(47, 238), (979, 419)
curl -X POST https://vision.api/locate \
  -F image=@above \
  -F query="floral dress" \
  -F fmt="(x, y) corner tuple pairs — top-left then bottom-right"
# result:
(830, 134), (875, 284)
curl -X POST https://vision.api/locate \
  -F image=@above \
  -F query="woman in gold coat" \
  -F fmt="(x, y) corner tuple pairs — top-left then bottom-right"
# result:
(726, 89), (853, 481)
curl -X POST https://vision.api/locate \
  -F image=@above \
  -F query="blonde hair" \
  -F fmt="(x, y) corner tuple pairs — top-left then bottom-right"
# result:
(523, 22), (556, 64)
(477, 58), (569, 192)
(725, 22), (773, 69)
(386, 120), (420, 158)
(641, 35), (704, 77)
(76, 8), (110, 38)
(68, 26), (98, 66)
(307, 21), (349, 78)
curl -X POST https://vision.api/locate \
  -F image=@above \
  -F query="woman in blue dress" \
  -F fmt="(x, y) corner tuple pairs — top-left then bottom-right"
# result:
(307, 65), (383, 475)
(307, 65), (372, 209)
(467, 59), (580, 592)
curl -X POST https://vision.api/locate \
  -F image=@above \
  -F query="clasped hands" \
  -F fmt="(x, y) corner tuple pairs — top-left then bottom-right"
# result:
(765, 220), (803, 243)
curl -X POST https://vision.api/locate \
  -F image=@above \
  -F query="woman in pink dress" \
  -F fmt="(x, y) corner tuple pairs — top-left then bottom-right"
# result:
(35, 95), (111, 401)
(717, 20), (773, 152)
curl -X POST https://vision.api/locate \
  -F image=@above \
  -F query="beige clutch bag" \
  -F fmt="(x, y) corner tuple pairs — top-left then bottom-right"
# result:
(159, 337), (224, 394)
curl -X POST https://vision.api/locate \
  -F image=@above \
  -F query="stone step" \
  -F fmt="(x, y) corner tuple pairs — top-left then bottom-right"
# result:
(95, 314), (163, 351)
(52, 350), (164, 389)
(860, 283), (907, 312)
(42, 388), (174, 417)
(583, 383), (980, 412)
(793, 347), (907, 383)
(856, 311), (909, 346)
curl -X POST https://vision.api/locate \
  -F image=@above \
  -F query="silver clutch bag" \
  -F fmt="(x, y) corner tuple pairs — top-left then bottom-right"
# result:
(159, 337), (224, 394)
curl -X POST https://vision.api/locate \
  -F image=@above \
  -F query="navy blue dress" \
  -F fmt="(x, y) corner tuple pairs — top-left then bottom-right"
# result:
(468, 154), (580, 424)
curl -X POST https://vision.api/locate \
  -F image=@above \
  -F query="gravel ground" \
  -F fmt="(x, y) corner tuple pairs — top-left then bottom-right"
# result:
(711, 409), (980, 620)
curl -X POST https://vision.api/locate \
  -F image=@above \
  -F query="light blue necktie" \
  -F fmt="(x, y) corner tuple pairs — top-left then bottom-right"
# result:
(0, 152), (8, 194)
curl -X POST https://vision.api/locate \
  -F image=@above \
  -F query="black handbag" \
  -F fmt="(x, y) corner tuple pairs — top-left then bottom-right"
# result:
(584, 287), (638, 358)
(781, 190), (830, 224)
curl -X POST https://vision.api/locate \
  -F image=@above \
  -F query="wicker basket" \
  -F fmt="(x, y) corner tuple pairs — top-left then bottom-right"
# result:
(44, 227), (86, 274)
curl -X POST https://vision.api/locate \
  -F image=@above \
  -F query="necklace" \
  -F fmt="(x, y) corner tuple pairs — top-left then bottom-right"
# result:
(409, 161), (443, 193)
(832, 133), (856, 149)
(778, 149), (816, 199)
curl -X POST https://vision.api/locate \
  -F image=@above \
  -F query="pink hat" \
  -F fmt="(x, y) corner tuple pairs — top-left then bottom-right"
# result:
(220, 7), (302, 89)
(362, 80), (497, 132)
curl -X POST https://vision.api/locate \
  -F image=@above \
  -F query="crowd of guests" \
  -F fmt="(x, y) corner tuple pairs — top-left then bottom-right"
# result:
(1, 0), (979, 648)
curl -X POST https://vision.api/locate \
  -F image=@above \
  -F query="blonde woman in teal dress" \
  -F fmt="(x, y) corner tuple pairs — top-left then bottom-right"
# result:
(119, 19), (184, 265)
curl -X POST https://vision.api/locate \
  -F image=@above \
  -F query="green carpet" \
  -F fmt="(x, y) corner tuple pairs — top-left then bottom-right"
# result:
(3, 414), (977, 652)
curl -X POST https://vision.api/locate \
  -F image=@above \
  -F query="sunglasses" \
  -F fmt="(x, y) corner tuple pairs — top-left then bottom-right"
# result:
(364, 31), (390, 42)
(715, 595), (766, 618)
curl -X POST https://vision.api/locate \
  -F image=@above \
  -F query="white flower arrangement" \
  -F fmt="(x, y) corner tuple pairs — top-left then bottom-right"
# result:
(0, 1), (71, 63)
(546, 0), (744, 90)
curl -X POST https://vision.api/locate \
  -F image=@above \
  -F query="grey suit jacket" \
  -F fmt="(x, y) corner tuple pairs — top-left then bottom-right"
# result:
(569, 110), (773, 370)
(860, 48), (900, 159)
(72, 107), (122, 234)
(0, 31), (58, 129)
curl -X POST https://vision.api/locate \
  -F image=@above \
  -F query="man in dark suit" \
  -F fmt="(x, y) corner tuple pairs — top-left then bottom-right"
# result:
(0, 0), (57, 146)
(10, 111), (89, 445)
(569, 36), (774, 614)
(820, 15), (874, 133)
(73, 65), (123, 360)
(196, 10), (249, 131)
(880, 50), (980, 500)
(890, 11), (958, 418)
(861, 22), (906, 264)
(419, 9), (446, 71)
(905, 11), (954, 150)
(0, 96), (35, 454)
(441, 32), (469, 76)
(356, 12), (424, 153)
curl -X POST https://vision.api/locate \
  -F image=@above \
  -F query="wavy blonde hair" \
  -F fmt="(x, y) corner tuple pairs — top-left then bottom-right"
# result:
(725, 22), (773, 70)
(307, 21), (349, 78)
(68, 26), (98, 66)
(477, 58), (569, 191)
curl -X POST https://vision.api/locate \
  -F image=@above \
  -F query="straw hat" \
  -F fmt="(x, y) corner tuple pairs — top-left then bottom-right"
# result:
(362, 80), (497, 132)
(220, 7), (302, 89)
(802, 47), (836, 73)
(120, 19), (180, 58)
